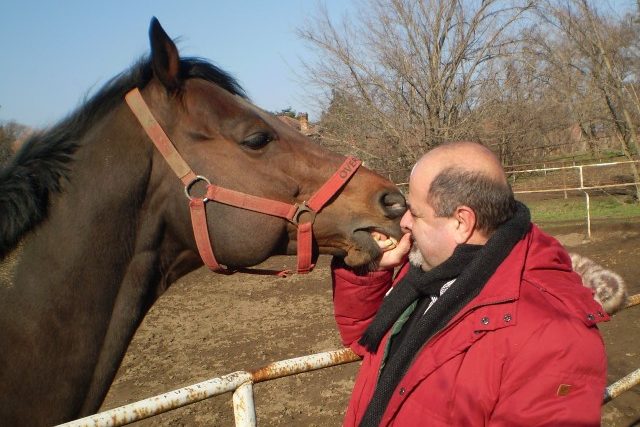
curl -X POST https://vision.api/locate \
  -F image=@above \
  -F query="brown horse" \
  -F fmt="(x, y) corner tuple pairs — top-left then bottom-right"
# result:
(0, 19), (405, 425)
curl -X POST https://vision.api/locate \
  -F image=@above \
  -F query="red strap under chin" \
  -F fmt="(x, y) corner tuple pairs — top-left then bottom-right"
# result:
(296, 222), (315, 273)
(190, 199), (292, 277)
(190, 199), (232, 274)
(191, 157), (361, 274)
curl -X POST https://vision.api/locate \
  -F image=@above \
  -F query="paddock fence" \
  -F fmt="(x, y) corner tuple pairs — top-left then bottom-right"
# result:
(57, 348), (360, 427)
(57, 296), (640, 427)
(506, 159), (640, 237)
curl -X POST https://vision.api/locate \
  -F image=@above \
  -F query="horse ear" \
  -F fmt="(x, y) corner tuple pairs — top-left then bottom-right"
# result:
(149, 17), (181, 92)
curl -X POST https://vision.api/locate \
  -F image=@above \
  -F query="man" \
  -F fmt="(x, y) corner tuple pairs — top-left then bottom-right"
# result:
(332, 141), (609, 426)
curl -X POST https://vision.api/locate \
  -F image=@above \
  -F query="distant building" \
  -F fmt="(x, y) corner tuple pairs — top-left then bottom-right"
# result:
(276, 113), (319, 137)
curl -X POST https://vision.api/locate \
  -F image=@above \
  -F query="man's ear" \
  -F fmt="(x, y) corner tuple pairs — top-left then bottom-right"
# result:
(452, 206), (476, 244)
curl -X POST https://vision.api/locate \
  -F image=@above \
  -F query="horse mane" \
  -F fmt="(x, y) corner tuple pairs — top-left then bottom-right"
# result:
(0, 57), (246, 259)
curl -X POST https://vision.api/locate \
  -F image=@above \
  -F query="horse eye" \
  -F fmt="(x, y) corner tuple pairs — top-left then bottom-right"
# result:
(242, 133), (273, 150)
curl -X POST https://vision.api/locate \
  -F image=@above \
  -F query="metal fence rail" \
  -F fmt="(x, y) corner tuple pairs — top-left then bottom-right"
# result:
(58, 294), (640, 427)
(507, 160), (640, 238)
(57, 348), (361, 427)
(604, 368), (640, 404)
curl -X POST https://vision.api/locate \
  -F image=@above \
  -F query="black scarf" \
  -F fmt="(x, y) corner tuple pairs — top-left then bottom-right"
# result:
(358, 202), (531, 427)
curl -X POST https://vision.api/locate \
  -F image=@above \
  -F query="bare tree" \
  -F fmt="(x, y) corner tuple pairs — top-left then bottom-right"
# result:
(533, 0), (640, 199)
(0, 120), (30, 164)
(298, 0), (533, 172)
(466, 50), (580, 167)
(298, 0), (640, 182)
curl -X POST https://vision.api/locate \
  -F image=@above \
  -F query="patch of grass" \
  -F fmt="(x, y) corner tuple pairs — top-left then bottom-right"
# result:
(522, 195), (640, 223)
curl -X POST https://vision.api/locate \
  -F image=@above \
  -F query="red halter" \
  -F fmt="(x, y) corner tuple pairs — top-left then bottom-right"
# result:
(125, 88), (361, 275)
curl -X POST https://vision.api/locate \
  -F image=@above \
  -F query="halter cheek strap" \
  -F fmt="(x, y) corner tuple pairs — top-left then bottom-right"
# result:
(125, 88), (361, 275)
(124, 88), (196, 186)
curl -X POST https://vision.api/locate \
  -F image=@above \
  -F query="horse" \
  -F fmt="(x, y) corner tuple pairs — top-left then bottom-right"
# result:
(0, 18), (406, 425)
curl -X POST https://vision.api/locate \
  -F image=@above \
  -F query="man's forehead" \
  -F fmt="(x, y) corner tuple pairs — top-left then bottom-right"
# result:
(406, 185), (423, 210)
(409, 158), (438, 193)
(412, 150), (448, 178)
(410, 161), (419, 177)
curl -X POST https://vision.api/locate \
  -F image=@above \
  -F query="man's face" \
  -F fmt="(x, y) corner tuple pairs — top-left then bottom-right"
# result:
(400, 172), (459, 271)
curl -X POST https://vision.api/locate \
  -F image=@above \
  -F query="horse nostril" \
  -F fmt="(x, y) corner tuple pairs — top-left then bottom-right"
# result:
(380, 190), (407, 219)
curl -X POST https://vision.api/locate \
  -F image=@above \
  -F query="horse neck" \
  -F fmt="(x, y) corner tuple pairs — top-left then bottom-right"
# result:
(0, 105), (183, 424)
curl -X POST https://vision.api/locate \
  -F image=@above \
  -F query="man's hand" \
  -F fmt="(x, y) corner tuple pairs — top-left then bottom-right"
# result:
(372, 232), (412, 270)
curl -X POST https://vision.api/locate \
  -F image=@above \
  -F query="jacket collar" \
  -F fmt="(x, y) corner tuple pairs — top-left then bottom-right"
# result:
(452, 224), (609, 326)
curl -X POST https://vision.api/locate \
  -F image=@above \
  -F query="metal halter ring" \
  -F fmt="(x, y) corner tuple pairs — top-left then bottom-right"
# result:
(184, 175), (211, 202)
(291, 201), (317, 225)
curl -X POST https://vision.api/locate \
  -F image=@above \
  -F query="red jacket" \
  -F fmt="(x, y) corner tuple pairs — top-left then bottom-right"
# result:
(332, 225), (609, 426)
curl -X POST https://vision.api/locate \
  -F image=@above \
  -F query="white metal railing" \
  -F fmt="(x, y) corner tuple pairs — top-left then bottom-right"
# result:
(56, 348), (640, 427)
(604, 368), (640, 403)
(57, 293), (640, 426)
(57, 348), (361, 427)
(507, 159), (640, 175)
(507, 159), (640, 238)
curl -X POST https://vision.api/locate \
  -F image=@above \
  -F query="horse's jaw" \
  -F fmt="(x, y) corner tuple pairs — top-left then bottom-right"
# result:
(342, 229), (385, 268)
(308, 225), (402, 270)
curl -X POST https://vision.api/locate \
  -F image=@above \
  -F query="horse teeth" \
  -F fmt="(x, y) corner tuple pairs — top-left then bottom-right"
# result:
(371, 231), (385, 241)
(371, 232), (397, 249)
(384, 237), (398, 249)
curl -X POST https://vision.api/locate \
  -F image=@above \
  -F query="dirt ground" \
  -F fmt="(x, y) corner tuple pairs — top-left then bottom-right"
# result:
(101, 219), (640, 426)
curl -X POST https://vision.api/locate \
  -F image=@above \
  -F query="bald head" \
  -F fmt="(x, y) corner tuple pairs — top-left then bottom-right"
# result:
(413, 141), (507, 187)
(410, 141), (515, 235)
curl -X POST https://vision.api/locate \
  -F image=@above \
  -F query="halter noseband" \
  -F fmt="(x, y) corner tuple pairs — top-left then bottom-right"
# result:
(125, 88), (361, 275)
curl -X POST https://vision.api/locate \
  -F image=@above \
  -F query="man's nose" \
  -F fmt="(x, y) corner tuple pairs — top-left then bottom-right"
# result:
(400, 210), (412, 232)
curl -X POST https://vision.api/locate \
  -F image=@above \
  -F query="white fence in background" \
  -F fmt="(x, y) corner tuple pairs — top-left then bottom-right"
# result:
(507, 160), (640, 237)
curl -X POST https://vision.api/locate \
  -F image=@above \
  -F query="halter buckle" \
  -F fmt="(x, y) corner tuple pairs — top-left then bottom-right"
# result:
(184, 175), (211, 202)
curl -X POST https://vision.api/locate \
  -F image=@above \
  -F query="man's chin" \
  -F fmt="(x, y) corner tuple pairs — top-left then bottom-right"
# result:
(409, 247), (429, 270)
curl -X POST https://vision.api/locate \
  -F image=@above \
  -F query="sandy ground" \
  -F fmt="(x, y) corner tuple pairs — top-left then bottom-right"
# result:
(101, 219), (640, 426)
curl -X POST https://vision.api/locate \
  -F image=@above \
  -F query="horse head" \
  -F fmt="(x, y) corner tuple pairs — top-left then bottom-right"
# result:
(138, 18), (406, 271)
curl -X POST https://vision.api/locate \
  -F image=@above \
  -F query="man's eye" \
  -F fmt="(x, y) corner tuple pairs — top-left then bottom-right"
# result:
(242, 133), (273, 150)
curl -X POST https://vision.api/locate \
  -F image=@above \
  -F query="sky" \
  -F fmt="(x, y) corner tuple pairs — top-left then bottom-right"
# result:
(0, 1), (353, 129)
